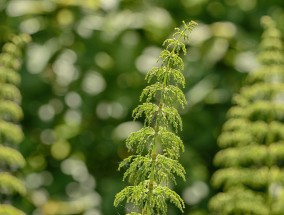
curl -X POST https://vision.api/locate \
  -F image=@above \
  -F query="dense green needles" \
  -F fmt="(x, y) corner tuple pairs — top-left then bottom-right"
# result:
(209, 16), (284, 215)
(114, 21), (197, 215)
(0, 34), (31, 215)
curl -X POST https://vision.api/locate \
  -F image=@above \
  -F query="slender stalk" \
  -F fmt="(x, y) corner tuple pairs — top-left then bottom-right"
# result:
(142, 99), (163, 214)
(142, 36), (182, 213)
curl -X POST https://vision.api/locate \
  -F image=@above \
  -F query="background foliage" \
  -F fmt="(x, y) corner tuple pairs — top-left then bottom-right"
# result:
(209, 16), (284, 215)
(0, 0), (284, 214)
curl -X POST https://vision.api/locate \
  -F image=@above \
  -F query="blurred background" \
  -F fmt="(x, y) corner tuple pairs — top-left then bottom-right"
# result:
(1, 0), (284, 214)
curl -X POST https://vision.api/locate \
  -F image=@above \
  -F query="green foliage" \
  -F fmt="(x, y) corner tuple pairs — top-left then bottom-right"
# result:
(0, 34), (30, 215)
(0, 204), (26, 215)
(210, 187), (269, 215)
(114, 21), (197, 214)
(2, 1), (283, 214)
(0, 173), (26, 195)
(41, 192), (101, 215)
(0, 145), (25, 169)
(0, 121), (23, 144)
(114, 180), (185, 214)
(210, 16), (284, 215)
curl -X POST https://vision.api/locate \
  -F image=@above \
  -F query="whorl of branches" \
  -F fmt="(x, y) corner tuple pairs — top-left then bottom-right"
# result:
(0, 33), (31, 215)
(210, 16), (284, 215)
(114, 21), (197, 215)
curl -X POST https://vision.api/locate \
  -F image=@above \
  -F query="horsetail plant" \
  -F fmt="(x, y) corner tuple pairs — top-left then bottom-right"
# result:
(0, 34), (31, 215)
(114, 21), (197, 215)
(209, 16), (284, 215)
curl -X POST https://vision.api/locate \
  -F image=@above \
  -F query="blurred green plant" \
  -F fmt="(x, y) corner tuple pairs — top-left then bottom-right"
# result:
(209, 16), (284, 215)
(114, 21), (197, 215)
(0, 33), (31, 215)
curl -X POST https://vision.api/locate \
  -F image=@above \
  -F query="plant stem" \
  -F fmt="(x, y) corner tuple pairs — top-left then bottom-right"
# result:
(142, 102), (162, 214)
(141, 28), (186, 213)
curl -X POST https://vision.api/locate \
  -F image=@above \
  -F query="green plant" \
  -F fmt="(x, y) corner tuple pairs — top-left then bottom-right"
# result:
(114, 21), (197, 215)
(209, 16), (284, 215)
(0, 34), (31, 215)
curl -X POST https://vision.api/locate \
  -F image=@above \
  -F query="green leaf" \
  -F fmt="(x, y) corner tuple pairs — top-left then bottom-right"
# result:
(0, 67), (20, 85)
(160, 106), (183, 131)
(0, 172), (26, 195)
(121, 155), (152, 185)
(163, 38), (186, 55)
(0, 83), (21, 102)
(132, 103), (159, 126)
(114, 181), (185, 215)
(159, 127), (184, 159)
(155, 154), (186, 185)
(0, 204), (26, 215)
(0, 53), (21, 70)
(0, 145), (26, 169)
(209, 187), (268, 215)
(146, 66), (185, 87)
(114, 182), (148, 208)
(126, 127), (155, 154)
(140, 83), (187, 108)
(159, 50), (184, 70)
(0, 100), (23, 121)
(150, 184), (185, 213)
(0, 121), (24, 144)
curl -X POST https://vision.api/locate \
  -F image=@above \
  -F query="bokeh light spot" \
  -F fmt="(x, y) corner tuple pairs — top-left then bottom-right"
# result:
(51, 140), (71, 160)
(82, 71), (106, 95)
(38, 104), (55, 121)
(135, 46), (161, 74)
(40, 129), (56, 145)
(65, 92), (82, 109)
(57, 9), (74, 26)
(94, 52), (114, 70)
(112, 121), (143, 141)
(64, 109), (82, 125)
(182, 181), (209, 205)
(20, 18), (42, 34)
